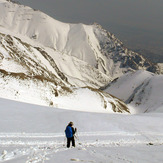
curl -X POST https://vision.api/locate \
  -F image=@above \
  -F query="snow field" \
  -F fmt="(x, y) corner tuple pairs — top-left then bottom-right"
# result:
(0, 133), (163, 163)
(0, 98), (163, 162)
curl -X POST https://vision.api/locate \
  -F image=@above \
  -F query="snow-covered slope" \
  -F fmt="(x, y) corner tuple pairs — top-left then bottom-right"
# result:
(129, 75), (163, 113)
(0, 68), (129, 113)
(0, 32), (111, 88)
(0, 0), (160, 81)
(0, 66), (129, 114)
(103, 70), (154, 102)
(104, 70), (163, 113)
(0, 98), (163, 162)
(0, 0), (161, 114)
(0, 32), (129, 113)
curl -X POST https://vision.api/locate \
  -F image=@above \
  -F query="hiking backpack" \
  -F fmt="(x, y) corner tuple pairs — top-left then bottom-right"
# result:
(65, 126), (73, 138)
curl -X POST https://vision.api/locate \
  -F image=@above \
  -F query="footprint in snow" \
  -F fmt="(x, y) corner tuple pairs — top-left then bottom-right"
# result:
(70, 158), (94, 162)
(70, 158), (83, 162)
(78, 147), (86, 151)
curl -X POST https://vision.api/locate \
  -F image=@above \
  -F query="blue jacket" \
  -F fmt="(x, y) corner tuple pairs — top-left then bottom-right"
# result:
(65, 126), (73, 138)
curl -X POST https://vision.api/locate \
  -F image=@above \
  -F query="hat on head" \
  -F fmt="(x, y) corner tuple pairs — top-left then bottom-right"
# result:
(68, 121), (73, 126)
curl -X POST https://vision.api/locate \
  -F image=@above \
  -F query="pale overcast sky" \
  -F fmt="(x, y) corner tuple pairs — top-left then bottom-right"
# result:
(18, 0), (163, 56)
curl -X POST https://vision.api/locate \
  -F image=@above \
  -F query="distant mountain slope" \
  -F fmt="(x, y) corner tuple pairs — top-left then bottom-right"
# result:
(129, 75), (163, 113)
(103, 70), (154, 102)
(0, 27), (129, 113)
(0, 0), (161, 114)
(103, 70), (163, 113)
(0, 67), (129, 113)
(0, 32), (110, 88)
(0, 0), (160, 82)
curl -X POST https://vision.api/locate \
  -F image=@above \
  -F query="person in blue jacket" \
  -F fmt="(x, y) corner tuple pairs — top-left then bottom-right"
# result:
(65, 122), (77, 148)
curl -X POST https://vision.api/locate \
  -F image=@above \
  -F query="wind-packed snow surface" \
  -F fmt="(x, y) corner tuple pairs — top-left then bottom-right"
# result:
(0, 98), (163, 163)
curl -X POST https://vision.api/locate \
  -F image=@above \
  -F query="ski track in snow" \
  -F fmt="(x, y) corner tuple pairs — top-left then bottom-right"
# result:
(0, 131), (163, 162)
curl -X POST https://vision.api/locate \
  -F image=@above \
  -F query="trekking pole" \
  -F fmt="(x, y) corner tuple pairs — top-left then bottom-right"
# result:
(75, 130), (82, 146)
(63, 135), (66, 147)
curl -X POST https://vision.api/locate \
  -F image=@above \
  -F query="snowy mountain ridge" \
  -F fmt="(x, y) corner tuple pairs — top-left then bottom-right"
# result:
(0, 32), (129, 113)
(0, 0), (160, 79)
(0, 0), (162, 113)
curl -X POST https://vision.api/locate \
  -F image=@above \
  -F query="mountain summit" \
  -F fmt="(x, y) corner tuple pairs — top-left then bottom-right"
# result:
(0, 0), (159, 83)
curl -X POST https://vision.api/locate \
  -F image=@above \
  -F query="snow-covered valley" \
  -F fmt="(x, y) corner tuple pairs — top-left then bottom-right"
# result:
(0, 98), (163, 163)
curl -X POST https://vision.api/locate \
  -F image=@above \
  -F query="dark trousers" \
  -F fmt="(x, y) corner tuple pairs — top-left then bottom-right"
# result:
(67, 137), (75, 148)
